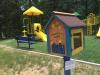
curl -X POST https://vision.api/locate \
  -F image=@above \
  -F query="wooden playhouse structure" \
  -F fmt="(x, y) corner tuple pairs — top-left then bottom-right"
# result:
(46, 11), (85, 56)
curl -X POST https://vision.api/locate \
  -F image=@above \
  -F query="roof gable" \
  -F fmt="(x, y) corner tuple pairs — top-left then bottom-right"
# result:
(46, 11), (85, 28)
(55, 14), (85, 27)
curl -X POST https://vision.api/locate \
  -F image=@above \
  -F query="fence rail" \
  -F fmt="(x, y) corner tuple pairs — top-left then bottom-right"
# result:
(71, 59), (100, 75)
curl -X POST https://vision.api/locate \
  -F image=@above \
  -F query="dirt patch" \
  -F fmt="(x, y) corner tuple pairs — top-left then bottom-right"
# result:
(18, 66), (49, 75)
(52, 63), (61, 70)
(0, 44), (64, 75)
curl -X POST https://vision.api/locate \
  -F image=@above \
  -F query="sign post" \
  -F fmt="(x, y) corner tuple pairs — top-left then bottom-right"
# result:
(63, 56), (75, 75)
(64, 56), (71, 75)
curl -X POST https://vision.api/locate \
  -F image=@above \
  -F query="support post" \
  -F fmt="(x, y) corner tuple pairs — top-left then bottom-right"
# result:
(63, 56), (71, 75)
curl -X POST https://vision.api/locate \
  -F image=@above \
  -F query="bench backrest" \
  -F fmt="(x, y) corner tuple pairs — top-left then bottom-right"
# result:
(16, 35), (34, 41)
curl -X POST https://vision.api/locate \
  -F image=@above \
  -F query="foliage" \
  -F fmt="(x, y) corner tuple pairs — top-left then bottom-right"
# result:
(0, 0), (100, 38)
(0, 0), (22, 38)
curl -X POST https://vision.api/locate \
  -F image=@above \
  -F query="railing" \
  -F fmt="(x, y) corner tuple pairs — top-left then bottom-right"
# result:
(71, 59), (100, 75)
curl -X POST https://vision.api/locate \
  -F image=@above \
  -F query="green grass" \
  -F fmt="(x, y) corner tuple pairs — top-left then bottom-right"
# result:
(0, 36), (100, 63)
(0, 39), (16, 47)
(73, 36), (100, 63)
(0, 39), (48, 53)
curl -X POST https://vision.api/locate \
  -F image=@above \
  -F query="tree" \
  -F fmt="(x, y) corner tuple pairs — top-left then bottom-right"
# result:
(0, 0), (22, 38)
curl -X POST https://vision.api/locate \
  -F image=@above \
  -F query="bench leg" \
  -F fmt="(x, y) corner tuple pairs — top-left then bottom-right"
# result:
(17, 43), (19, 47)
(17, 41), (19, 47)
(29, 43), (30, 48)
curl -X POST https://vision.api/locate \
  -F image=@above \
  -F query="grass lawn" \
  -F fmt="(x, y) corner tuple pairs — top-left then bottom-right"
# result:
(0, 39), (48, 53)
(0, 36), (100, 63)
(73, 36), (100, 63)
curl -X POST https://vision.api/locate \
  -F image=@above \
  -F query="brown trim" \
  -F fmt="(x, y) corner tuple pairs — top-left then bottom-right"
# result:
(71, 28), (83, 55)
